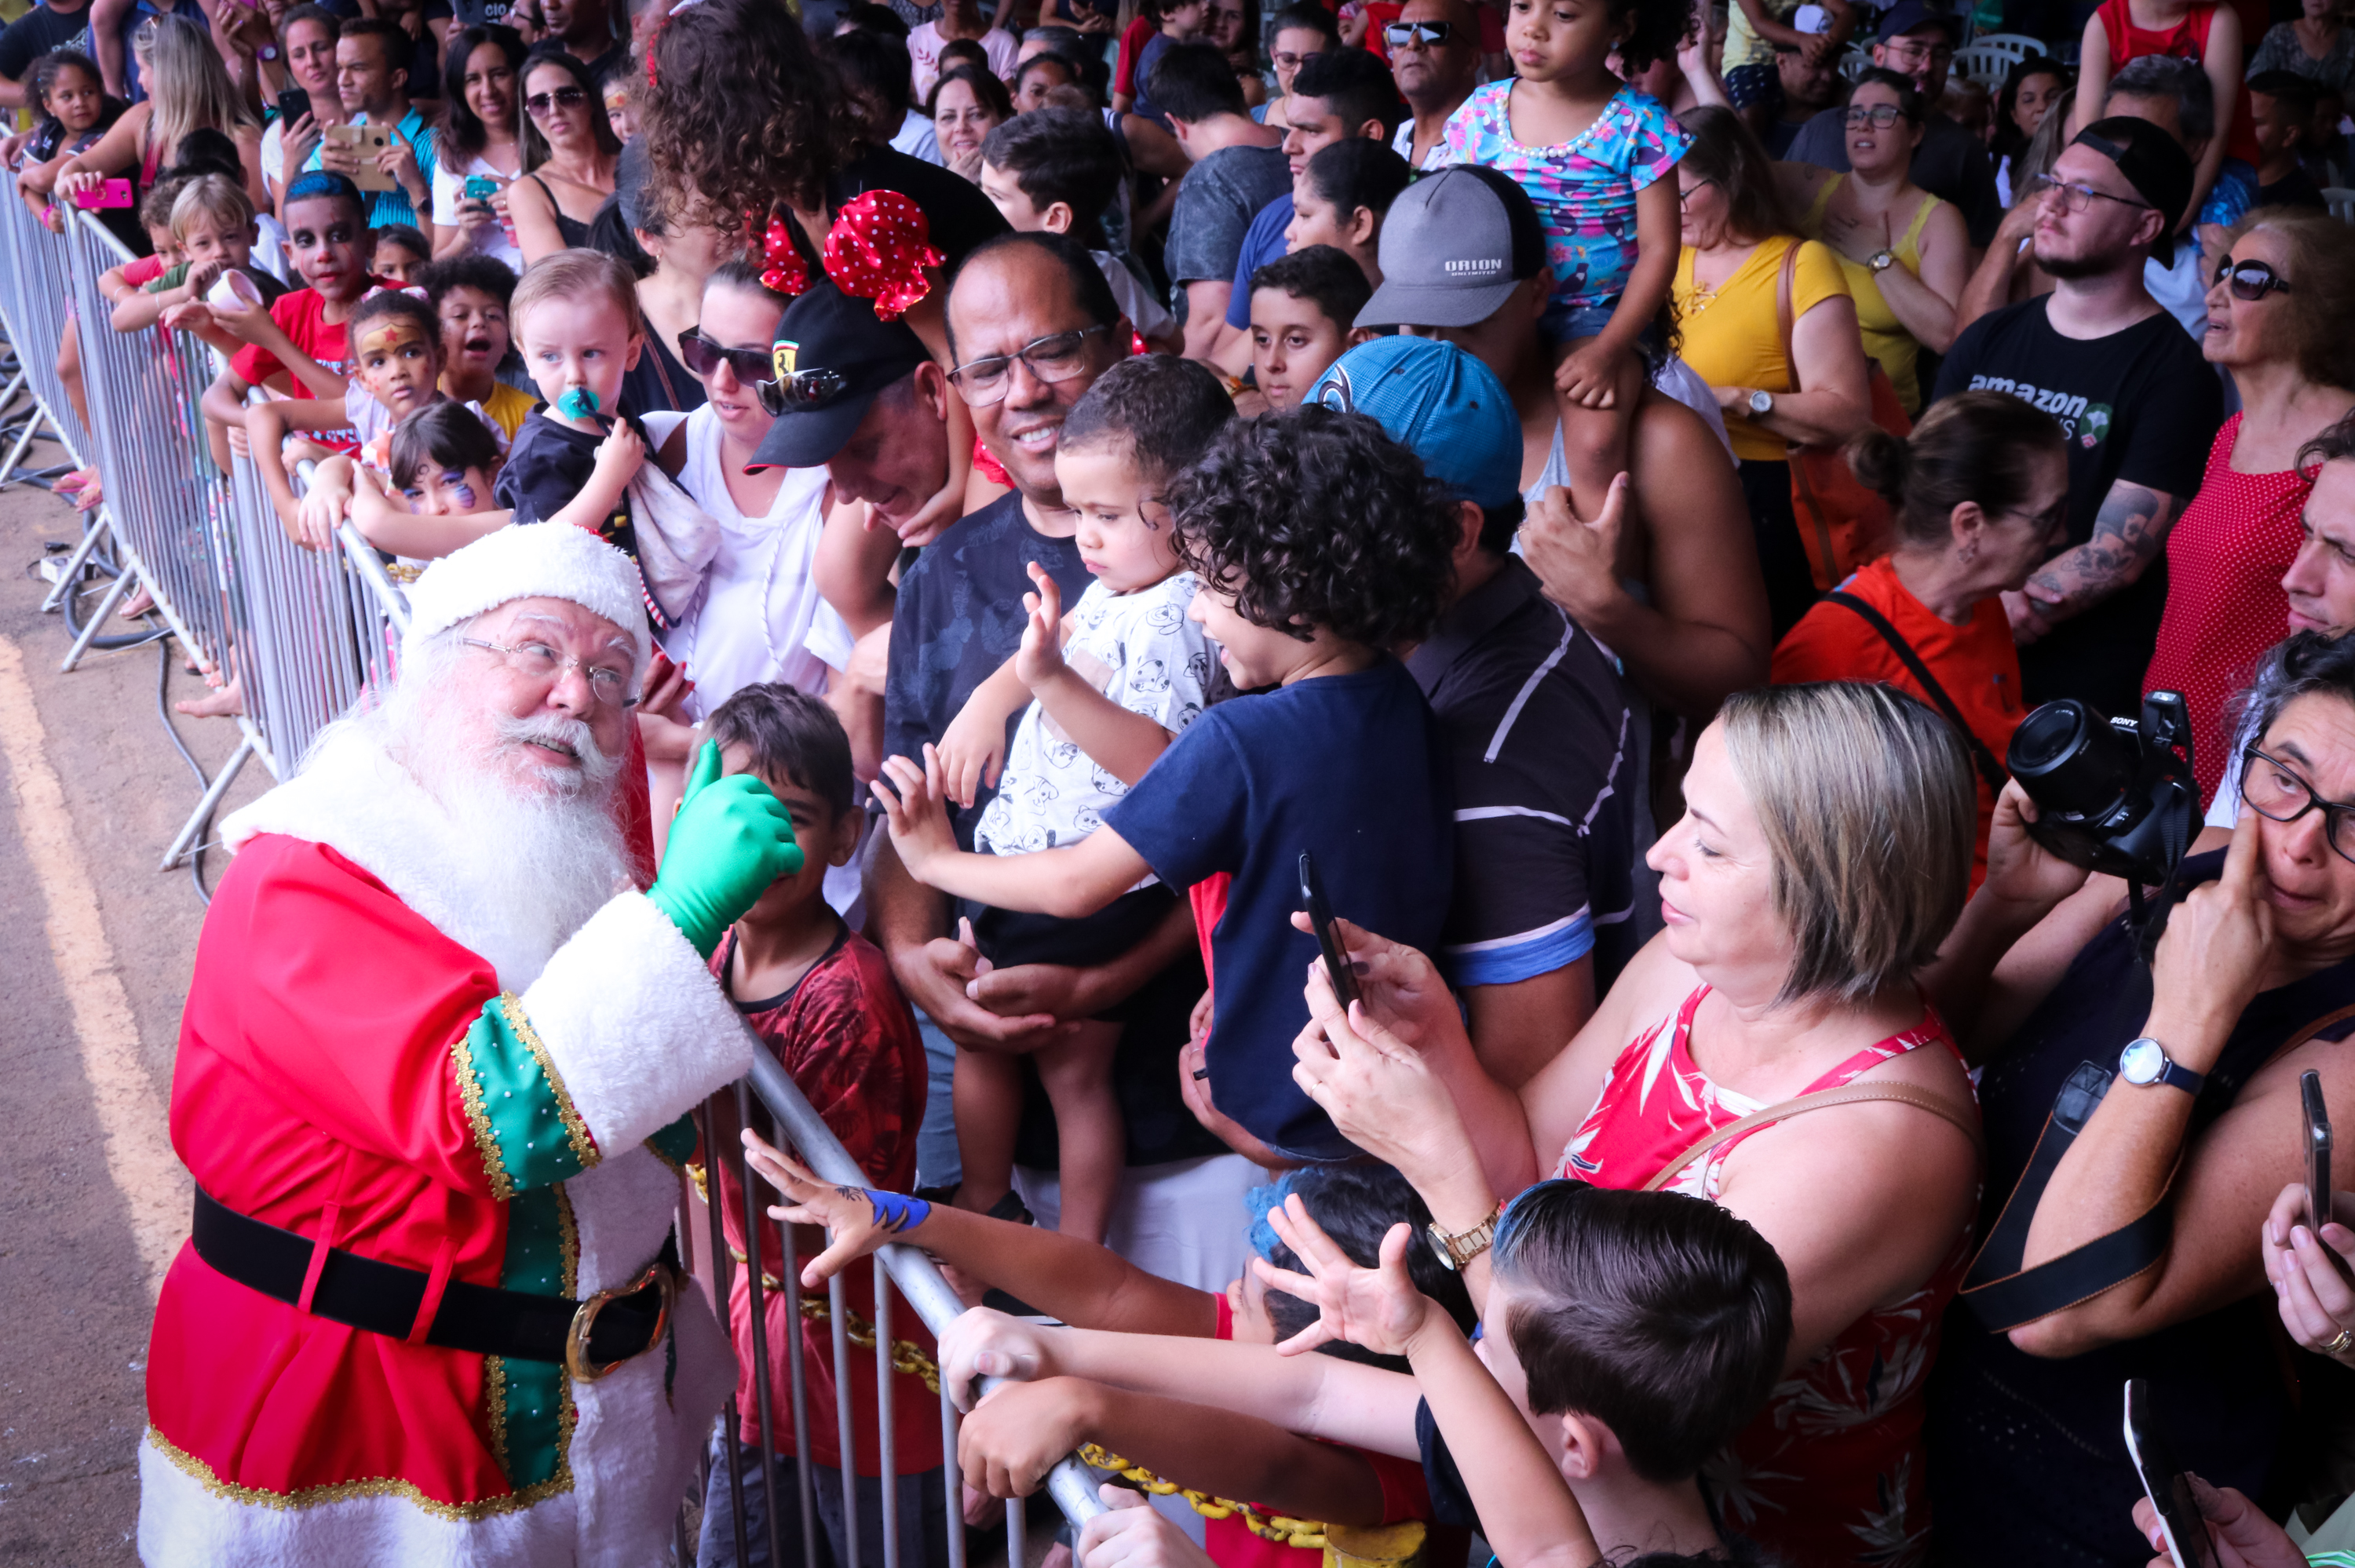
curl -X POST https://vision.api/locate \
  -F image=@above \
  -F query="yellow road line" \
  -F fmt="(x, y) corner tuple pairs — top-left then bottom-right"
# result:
(0, 631), (186, 1301)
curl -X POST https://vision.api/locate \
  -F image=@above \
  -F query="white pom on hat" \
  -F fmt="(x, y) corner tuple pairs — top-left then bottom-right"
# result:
(402, 523), (652, 671)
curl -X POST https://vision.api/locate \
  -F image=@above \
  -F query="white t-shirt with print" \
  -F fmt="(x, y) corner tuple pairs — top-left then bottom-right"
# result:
(974, 571), (1211, 878)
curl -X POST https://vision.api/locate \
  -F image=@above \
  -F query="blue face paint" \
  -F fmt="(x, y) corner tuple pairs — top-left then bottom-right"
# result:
(863, 1190), (931, 1235)
(556, 386), (600, 420)
(442, 469), (477, 509)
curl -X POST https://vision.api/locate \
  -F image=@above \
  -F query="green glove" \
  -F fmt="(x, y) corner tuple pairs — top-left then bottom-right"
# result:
(645, 740), (805, 958)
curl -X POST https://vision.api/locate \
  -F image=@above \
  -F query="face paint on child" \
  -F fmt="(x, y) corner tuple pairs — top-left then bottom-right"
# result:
(403, 462), (497, 514)
(356, 319), (440, 415)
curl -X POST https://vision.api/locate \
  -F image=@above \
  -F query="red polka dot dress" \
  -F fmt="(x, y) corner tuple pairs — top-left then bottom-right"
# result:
(2142, 413), (2313, 806)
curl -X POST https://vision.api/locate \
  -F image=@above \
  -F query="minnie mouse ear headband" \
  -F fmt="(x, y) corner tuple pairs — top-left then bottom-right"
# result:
(752, 190), (945, 323)
(747, 279), (932, 472)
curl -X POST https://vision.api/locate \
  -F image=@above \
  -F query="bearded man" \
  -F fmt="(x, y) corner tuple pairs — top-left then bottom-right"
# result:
(138, 524), (801, 1565)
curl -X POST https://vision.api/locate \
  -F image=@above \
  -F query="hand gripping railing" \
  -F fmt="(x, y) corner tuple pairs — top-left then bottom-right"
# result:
(696, 1013), (1107, 1568)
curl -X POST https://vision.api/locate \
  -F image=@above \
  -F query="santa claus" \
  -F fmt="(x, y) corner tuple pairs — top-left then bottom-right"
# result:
(139, 523), (801, 1566)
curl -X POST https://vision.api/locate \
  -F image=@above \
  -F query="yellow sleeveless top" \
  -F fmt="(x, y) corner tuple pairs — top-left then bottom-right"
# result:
(1799, 175), (1942, 414)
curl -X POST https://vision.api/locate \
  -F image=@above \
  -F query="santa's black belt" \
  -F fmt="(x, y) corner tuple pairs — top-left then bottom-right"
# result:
(191, 1187), (676, 1381)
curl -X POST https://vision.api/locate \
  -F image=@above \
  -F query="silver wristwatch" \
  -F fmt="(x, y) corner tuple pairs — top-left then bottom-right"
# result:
(1747, 388), (1775, 418)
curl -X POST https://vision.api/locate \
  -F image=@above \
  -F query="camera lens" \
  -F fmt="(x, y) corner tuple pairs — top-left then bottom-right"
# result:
(2009, 699), (2139, 819)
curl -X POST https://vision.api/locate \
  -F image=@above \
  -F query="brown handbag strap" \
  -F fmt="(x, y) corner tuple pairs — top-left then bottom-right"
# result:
(1641, 1081), (1983, 1193)
(1773, 239), (1801, 391)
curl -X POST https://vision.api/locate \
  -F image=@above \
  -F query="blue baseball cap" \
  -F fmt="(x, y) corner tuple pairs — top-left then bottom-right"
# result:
(1308, 337), (1521, 513)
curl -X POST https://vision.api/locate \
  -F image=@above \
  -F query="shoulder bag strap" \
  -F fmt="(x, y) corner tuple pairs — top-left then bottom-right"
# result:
(1774, 239), (1800, 388)
(1827, 590), (2010, 797)
(1641, 1081), (1983, 1194)
(1962, 999), (2355, 1330)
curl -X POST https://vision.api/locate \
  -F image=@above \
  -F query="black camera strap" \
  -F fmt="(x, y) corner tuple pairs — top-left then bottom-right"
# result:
(1825, 592), (2010, 797)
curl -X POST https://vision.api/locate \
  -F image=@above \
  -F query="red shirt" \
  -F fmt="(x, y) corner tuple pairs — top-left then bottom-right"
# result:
(228, 278), (396, 451)
(707, 924), (941, 1475)
(2096, 0), (2262, 168)
(2142, 413), (2313, 805)
(1771, 554), (2025, 889)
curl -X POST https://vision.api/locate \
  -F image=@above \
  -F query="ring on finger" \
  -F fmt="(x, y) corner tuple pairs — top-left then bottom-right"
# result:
(2327, 1326), (2355, 1357)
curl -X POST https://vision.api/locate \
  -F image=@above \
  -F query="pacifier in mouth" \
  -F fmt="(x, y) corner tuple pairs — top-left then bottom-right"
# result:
(557, 387), (601, 420)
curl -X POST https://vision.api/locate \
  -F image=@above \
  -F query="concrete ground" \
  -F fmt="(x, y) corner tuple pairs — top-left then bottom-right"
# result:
(0, 430), (271, 1563)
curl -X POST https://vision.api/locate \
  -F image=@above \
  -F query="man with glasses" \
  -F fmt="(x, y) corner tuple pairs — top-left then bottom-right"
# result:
(1386, 0), (1479, 168)
(1931, 118), (2222, 719)
(1784, 0), (2001, 246)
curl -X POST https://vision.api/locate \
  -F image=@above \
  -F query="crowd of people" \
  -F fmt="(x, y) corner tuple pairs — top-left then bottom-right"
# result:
(10, 0), (2355, 1558)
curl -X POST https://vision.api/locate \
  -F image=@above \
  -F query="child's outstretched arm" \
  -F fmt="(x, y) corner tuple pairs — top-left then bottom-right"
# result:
(739, 1130), (1215, 1336)
(873, 744), (1152, 918)
(546, 419), (643, 534)
(1017, 563), (1178, 787)
(349, 466), (513, 557)
(1259, 1198), (1601, 1568)
(957, 1376), (1393, 1526)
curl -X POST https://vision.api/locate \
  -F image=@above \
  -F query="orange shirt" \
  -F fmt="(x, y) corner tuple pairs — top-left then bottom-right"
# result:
(1771, 555), (2025, 888)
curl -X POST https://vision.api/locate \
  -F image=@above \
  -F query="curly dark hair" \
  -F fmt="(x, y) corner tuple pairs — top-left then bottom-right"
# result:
(1608, 0), (1694, 75)
(637, 0), (866, 229)
(1167, 407), (1458, 649)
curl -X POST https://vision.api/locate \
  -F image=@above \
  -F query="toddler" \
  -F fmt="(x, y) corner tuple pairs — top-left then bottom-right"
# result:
(1128, 0), (1211, 124)
(927, 356), (1231, 1242)
(979, 108), (1178, 352)
(1247, 246), (1374, 410)
(370, 222), (432, 283)
(1283, 138), (1411, 286)
(114, 175), (287, 334)
(1427, 0), (1693, 520)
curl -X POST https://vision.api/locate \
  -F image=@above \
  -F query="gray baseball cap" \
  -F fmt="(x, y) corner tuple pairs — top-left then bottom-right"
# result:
(1356, 166), (1550, 331)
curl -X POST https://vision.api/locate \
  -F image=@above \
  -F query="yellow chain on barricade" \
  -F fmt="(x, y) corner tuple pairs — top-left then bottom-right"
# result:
(1075, 1446), (1426, 1568)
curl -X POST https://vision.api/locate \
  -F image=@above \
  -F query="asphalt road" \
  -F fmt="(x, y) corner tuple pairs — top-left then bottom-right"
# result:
(0, 447), (270, 1564)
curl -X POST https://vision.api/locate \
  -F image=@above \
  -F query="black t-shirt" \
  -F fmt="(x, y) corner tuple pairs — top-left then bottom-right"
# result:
(2258, 164), (2327, 210)
(494, 407), (659, 615)
(421, 0), (517, 28)
(0, 0), (92, 82)
(1932, 297), (2222, 717)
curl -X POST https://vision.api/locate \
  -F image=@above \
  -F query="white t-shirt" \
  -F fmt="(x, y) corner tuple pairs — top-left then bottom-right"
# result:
(892, 108), (945, 166)
(908, 23), (1019, 101)
(431, 152), (527, 274)
(1093, 250), (1174, 345)
(973, 572), (1211, 871)
(646, 405), (854, 720)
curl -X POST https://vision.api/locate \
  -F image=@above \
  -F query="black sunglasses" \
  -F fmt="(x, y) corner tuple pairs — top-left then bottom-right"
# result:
(2213, 256), (2291, 301)
(524, 85), (586, 116)
(755, 365), (851, 418)
(1382, 19), (1454, 46)
(677, 328), (776, 386)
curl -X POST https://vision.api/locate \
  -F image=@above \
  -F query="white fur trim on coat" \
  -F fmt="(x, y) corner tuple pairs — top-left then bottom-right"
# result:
(403, 521), (653, 672)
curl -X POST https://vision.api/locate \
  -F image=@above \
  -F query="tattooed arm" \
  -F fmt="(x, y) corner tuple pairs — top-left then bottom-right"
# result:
(2003, 480), (2185, 645)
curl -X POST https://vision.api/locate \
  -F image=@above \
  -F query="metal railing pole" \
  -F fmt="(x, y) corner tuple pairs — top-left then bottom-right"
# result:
(703, 1093), (754, 1568)
(829, 1269), (860, 1568)
(732, 1080), (789, 1568)
(875, 1260), (900, 1568)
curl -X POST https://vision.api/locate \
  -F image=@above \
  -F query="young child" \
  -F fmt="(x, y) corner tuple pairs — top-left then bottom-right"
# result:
(414, 253), (540, 440)
(688, 687), (944, 1568)
(111, 174), (287, 334)
(93, 177), (191, 314)
(16, 50), (122, 232)
(2073, 0), (2255, 229)
(2247, 70), (2328, 207)
(978, 108), (1180, 353)
(930, 1177), (1795, 1566)
(247, 288), (455, 534)
(924, 356), (1230, 1243)
(370, 222), (433, 283)
(1428, 0), (1692, 520)
(739, 1144), (1473, 1568)
(1283, 139), (1412, 287)
(1247, 246), (1375, 411)
(875, 406), (1459, 1166)
(497, 249), (680, 622)
(1130, 0), (1212, 125)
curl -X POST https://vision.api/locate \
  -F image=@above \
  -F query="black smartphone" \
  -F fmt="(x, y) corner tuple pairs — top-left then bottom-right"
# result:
(2123, 1379), (2221, 1568)
(2306, 1070), (2334, 1233)
(1298, 851), (1361, 1012)
(276, 86), (311, 127)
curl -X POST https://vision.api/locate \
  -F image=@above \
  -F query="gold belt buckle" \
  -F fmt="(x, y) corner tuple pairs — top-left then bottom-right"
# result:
(564, 1260), (677, 1383)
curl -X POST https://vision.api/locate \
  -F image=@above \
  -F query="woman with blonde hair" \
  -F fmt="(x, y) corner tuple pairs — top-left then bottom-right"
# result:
(2142, 205), (2355, 804)
(1288, 680), (1984, 1565)
(38, 16), (267, 214)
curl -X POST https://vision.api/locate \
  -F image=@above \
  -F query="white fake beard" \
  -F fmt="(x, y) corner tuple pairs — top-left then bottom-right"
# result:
(382, 679), (634, 990)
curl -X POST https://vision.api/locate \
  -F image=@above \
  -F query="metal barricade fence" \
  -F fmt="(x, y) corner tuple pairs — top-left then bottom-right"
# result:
(704, 1027), (1110, 1568)
(0, 172), (95, 483)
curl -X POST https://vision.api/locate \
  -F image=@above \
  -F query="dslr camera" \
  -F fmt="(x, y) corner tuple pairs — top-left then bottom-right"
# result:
(2006, 692), (2196, 887)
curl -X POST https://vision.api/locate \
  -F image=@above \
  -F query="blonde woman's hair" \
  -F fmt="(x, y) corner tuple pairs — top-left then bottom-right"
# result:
(510, 246), (644, 345)
(141, 14), (259, 169)
(169, 172), (256, 239)
(1718, 683), (1975, 1008)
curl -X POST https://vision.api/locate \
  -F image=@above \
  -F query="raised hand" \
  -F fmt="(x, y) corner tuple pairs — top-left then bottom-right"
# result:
(1253, 1195), (1431, 1358)
(741, 1127), (933, 1288)
(874, 745), (962, 880)
(644, 738), (804, 957)
(2149, 805), (2273, 1058)
(1013, 561), (1069, 689)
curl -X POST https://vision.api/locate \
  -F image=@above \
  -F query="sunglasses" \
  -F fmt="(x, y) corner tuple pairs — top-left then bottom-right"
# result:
(2213, 256), (2291, 301)
(1382, 19), (1454, 46)
(755, 366), (851, 418)
(524, 84), (587, 116)
(677, 329), (778, 385)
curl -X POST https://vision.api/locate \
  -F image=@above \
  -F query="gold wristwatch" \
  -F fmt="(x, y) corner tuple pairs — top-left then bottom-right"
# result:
(1426, 1200), (1505, 1272)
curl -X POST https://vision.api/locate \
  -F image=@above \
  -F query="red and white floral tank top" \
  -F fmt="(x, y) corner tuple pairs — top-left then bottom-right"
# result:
(1554, 984), (1977, 1568)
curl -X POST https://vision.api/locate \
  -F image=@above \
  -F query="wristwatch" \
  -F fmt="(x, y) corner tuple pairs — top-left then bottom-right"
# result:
(256, 42), (279, 60)
(1747, 388), (1775, 418)
(1866, 247), (1896, 274)
(1426, 1201), (1505, 1273)
(2119, 1037), (2206, 1096)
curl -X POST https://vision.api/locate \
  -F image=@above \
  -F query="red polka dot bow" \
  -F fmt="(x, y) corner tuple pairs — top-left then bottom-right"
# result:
(757, 213), (811, 298)
(822, 191), (945, 322)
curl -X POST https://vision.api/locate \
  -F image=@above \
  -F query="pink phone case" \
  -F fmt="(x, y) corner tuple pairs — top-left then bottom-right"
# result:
(73, 179), (134, 210)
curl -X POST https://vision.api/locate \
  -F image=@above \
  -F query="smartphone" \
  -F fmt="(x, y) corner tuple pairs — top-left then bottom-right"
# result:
(1298, 851), (1362, 1012)
(325, 123), (395, 191)
(2306, 1070), (2334, 1233)
(463, 174), (502, 202)
(276, 86), (311, 127)
(2123, 1380), (2222, 1568)
(72, 179), (133, 210)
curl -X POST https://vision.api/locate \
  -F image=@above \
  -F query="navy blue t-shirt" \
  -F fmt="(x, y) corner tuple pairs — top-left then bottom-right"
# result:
(1104, 657), (1451, 1159)
(1223, 191), (1295, 330)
